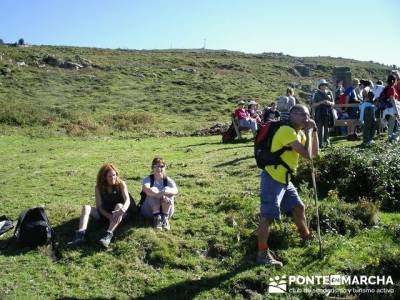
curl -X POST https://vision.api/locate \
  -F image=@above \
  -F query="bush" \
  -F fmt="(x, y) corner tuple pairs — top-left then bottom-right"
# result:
(0, 105), (56, 127)
(296, 143), (400, 212)
(305, 190), (379, 236)
(110, 112), (154, 131)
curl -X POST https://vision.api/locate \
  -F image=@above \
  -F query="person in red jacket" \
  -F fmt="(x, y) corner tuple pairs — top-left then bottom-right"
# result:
(234, 100), (258, 136)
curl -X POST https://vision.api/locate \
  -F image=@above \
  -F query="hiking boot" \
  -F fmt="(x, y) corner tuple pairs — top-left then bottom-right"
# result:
(161, 215), (170, 231)
(99, 231), (113, 248)
(300, 233), (315, 247)
(154, 214), (163, 230)
(67, 230), (86, 246)
(256, 251), (283, 267)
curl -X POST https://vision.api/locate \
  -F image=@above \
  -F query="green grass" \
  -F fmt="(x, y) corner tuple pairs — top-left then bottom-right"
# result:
(0, 134), (398, 299)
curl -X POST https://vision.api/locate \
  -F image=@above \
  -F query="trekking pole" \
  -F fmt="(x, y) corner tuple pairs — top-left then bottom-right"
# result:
(308, 129), (323, 257)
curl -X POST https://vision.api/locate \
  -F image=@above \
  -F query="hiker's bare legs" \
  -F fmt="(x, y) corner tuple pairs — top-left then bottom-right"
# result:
(292, 204), (309, 238)
(107, 203), (124, 233)
(78, 205), (100, 231)
(161, 196), (172, 215)
(257, 216), (272, 249)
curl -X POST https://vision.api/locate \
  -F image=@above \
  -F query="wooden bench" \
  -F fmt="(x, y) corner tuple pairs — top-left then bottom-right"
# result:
(231, 113), (250, 139)
(333, 103), (359, 127)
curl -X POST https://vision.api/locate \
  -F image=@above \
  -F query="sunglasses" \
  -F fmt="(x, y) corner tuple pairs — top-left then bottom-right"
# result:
(152, 165), (165, 169)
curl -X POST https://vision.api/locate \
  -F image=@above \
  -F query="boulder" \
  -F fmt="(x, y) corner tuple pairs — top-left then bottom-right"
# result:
(43, 55), (62, 67)
(288, 67), (301, 77)
(294, 65), (310, 77)
(62, 61), (83, 70)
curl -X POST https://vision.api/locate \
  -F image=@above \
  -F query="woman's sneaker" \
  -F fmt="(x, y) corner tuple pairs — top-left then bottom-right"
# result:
(99, 231), (113, 248)
(67, 230), (86, 246)
(161, 215), (170, 231)
(154, 214), (163, 230)
(256, 251), (283, 267)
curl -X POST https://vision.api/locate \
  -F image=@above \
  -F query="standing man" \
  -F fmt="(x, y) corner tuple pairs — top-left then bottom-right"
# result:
(256, 104), (319, 267)
(277, 87), (297, 122)
(312, 79), (335, 148)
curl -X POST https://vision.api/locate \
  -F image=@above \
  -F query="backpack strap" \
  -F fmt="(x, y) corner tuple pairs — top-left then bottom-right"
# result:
(138, 174), (155, 211)
(270, 146), (294, 185)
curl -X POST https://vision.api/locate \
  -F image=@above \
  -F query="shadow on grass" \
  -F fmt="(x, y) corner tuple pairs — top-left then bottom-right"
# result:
(181, 141), (223, 148)
(214, 155), (253, 168)
(205, 144), (253, 153)
(57, 297), (117, 300)
(0, 213), (153, 259)
(133, 260), (256, 300)
(182, 137), (253, 148)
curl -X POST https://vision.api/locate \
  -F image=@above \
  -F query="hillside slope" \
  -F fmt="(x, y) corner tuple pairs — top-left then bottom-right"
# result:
(0, 45), (390, 136)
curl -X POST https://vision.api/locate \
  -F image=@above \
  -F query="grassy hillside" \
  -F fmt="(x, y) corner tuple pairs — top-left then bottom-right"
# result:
(0, 134), (399, 299)
(0, 45), (390, 137)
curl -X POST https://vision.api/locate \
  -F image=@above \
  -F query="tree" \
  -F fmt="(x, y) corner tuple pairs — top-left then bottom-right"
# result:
(18, 38), (25, 45)
(0, 38), (4, 44)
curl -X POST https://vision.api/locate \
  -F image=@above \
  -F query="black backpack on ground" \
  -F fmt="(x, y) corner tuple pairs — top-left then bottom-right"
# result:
(14, 207), (60, 260)
(137, 175), (168, 212)
(254, 120), (294, 184)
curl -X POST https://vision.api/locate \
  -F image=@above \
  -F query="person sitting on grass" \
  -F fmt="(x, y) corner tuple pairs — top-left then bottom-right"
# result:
(140, 157), (178, 230)
(68, 163), (131, 248)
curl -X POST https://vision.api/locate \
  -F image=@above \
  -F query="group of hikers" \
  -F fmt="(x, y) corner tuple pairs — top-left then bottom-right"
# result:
(64, 104), (317, 267)
(232, 71), (399, 266)
(67, 157), (178, 248)
(232, 71), (400, 147)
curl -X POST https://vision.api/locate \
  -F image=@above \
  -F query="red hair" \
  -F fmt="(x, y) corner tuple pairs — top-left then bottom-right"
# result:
(96, 163), (121, 191)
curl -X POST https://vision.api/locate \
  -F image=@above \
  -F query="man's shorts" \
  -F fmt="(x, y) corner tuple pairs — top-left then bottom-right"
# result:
(260, 170), (304, 220)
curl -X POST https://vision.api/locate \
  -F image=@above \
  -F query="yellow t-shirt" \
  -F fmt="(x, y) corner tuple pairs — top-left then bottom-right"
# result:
(265, 125), (306, 184)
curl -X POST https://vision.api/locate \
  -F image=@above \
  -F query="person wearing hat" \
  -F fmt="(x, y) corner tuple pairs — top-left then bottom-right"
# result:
(248, 100), (262, 124)
(311, 79), (335, 148)
(345, 78), (362, 139)
(234, 99), (258, 136)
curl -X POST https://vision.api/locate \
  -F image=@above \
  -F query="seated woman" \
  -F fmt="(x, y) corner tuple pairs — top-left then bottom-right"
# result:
(68, 163), (131, 248)
(140, 157), (178, 230)
(248, 100), (262, 124)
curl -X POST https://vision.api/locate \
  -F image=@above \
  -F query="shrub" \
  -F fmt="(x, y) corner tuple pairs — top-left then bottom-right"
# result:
(296, 143), (400, 212)
(305, 190), (379, 235)
(110, 112), (154, 131)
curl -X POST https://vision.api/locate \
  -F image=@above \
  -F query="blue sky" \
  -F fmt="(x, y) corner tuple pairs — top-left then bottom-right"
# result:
(1, 0), (399, 65)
